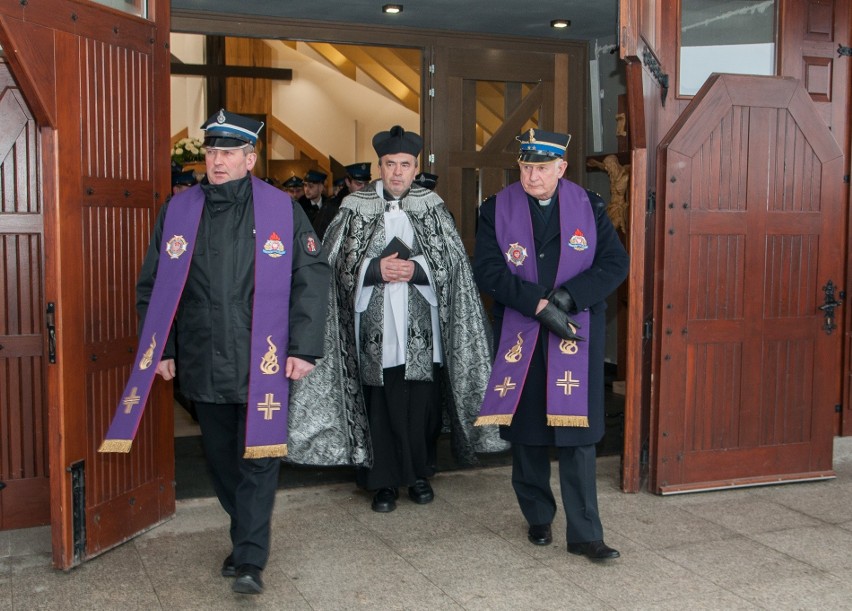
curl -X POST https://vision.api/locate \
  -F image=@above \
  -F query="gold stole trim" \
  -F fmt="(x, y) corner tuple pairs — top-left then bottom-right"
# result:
(98, 439), (133, 453)
(474, 414), (515, 426)
(243, 444), (288, 459)
(547, 414), (589, 427)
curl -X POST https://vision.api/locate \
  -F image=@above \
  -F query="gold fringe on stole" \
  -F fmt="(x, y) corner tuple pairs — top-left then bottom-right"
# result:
(547, 414), (589, 427)
(243, 444), (288, 459)
(98, 439), (133, 453)
(474, 414), (514, 426)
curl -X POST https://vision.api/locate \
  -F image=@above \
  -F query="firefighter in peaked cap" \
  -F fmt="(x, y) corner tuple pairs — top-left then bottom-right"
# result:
(122, 109), (331, 594)
(473, 127), (629, 560)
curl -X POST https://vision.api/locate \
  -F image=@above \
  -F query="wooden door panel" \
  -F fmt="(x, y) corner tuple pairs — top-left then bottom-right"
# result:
(781, 0), (852, 435)
(655, 74), (841, 493)
(0, 1), (173, 566)
(0, 70), (49, 530)
(73, 30), (173, 563)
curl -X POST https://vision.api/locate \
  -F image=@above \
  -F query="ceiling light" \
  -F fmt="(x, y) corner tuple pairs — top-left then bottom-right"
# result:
(550, 19), (571, 29)
(383, 4), (403, 14)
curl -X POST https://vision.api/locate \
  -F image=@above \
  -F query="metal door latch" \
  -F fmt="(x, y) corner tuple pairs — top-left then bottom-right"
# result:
(819, 280), (844, 335)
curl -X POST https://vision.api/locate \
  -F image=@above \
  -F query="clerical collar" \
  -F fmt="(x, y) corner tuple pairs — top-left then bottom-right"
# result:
(538, 198), (552, 207)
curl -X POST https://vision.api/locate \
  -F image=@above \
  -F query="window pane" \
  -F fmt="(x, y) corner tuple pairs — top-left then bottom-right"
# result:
(679, 0), (776, 96)
(90, 0), (147, 18)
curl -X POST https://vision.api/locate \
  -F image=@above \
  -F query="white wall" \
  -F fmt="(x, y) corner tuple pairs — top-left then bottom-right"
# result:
(168, 34), (420, 167)
(269, 41), (419, 165)
(170, 33), (207, 140)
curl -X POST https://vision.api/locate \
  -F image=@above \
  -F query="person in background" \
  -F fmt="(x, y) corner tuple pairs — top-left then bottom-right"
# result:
(171, 169), (198, 195)
(291, 125), (505, 514)
(136, 110), (330, 594)
(413, 171), (438, 191)
(334, 162), (372, 204)
(282, 175), (304, 201)
(298, 169), (337, 239)
(473, 128), (628, 562)
(332, 176), (346, 199)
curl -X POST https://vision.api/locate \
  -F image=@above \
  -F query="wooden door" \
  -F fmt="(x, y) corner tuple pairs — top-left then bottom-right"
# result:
(0, 1), (173, 568)
(619, 0), (667, 492)
(653, 74), (843, 493)
(780, 0), (852, 435)
(432, 45), (585, 250)
(0, 62), (49, 530)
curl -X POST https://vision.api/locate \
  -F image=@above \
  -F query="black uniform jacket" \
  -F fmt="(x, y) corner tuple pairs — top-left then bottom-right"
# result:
(298, 194), (339, 240)
(473, 183), (629, 446)
(137, 174), (330, 404)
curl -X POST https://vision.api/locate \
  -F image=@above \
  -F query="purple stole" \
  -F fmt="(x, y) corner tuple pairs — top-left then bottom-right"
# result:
(476, 179), (596, 427)
(99, 176), (294, 458)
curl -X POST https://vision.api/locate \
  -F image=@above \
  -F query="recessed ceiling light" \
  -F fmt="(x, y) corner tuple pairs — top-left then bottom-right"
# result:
(383, 4), (403, 14)
(550, 19), (571, 29)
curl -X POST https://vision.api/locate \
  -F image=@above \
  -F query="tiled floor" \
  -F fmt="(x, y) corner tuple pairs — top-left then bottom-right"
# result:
(2, 438), (851, 610)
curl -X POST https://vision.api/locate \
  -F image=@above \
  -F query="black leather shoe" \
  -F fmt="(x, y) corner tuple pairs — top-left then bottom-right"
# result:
(232, 564), (264, 594)
(371, 487), (399, 513)
(527, 524), (552, 546)
(568, 540), (620, 560)
(408, 478), (434, 504)
(221, 554), (236, 577)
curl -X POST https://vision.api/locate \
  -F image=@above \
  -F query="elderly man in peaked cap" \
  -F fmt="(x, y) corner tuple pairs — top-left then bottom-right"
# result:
(473, 128), (629, 561)
(290, 125), (506, 514)
(133, 109), (331, 594)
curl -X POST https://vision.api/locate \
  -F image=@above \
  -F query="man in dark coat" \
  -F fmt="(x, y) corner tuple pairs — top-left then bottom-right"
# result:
(473, 128), (628, 561)
(136, 110), (330, 594)
(298, 168), (338, 239)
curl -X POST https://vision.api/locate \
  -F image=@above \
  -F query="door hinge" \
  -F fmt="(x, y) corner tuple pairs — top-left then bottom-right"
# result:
(428, 63), (435, 75)
(0, 481), (6, 491)
(428, 87), (435, 98)
(836, 404), (843, 413)
(838, 44), (852, 57)
(844, 175), (850, 184)
(428, 153), (435, 164)
(642, 320), (653, 340)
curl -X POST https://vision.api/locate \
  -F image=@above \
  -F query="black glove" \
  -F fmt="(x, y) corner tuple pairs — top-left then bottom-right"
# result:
(547, 289), (577, 314)
(547, 287), (576, 314)
(535, 302), (585, 341)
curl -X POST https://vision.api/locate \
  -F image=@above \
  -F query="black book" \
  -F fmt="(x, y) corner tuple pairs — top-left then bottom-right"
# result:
(380, 236), (412, 260)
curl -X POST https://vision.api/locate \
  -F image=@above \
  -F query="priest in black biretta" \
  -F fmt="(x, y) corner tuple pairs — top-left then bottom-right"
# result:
(372, 124), (423, 157)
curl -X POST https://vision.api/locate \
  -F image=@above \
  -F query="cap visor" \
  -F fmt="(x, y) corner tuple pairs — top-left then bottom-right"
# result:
(203, 136), (250, 150)
(518, 152), (563, 164)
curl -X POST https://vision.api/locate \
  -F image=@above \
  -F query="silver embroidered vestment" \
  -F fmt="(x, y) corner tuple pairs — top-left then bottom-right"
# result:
(287, 184), (507, 467)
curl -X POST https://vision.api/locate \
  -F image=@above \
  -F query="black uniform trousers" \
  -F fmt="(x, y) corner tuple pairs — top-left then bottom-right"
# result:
(195, 402), (281, 569)
(511, 442), (604, 545)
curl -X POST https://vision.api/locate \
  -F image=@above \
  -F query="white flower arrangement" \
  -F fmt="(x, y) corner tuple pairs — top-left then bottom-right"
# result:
(171, 136), (205, 166)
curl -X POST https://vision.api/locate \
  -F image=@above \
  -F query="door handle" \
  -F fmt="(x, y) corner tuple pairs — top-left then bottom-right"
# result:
(818, 280), (844, 335)
(46, 302), (57, 363)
